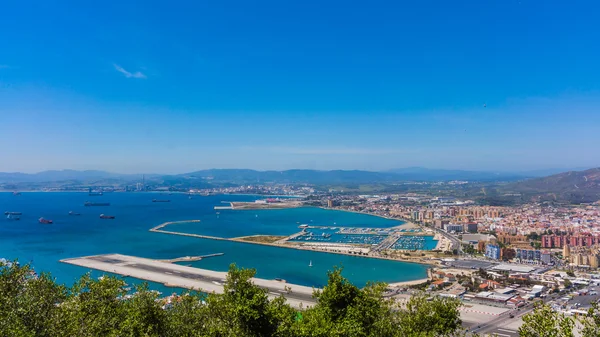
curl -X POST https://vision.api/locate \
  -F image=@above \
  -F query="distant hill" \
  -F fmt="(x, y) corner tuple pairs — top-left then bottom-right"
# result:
(180, 169), (401, 184)
(386, 167), (528, 181)
(0, 170), (144, 183)
(501, 168), (600, 203)
(2, 168), (596, 192)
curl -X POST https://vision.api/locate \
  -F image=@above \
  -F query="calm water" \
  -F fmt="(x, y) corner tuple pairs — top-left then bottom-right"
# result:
(0, 192), (429, 290)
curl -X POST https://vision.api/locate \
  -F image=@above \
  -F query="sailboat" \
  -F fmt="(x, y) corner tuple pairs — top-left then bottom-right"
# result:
(309, 260), (313, 267)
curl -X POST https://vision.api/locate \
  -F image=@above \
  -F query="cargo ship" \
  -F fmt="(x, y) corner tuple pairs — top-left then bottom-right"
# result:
(68, 211), (81, 216)
(99, 214), (115, 219)
(4, 211), (22, 215)
(152, 199), (170, 203)
(39, 217), (53, 224)
(84, 202), (110, 206)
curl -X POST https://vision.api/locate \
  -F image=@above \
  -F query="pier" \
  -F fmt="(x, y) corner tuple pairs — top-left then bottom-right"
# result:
(61, 254), (317, 308)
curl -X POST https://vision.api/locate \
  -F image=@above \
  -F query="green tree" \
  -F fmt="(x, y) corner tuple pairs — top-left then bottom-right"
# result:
(295, 267), (397, 337)
(581, 302), (600, 337)
(0, 261), (467, 337)
(396, 293), (462, 337)
(0, 262), (67, 337)
(200, 263), (295, 336)
(519, 303), (575, 337)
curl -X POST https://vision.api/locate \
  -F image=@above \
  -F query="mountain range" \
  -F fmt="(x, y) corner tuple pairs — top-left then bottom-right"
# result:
(501, 167), (600, 203)
(0, 167), (592, 184)
(1, 167), (599, 203)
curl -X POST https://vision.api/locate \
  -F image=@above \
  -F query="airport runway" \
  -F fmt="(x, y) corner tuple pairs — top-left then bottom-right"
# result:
(62, 254), (317, 308)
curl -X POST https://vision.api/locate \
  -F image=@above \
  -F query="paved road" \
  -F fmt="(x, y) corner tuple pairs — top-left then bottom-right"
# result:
(469, 293), (565, 336)
(73, 254), (317, 306)
(128, 262), (315, 303)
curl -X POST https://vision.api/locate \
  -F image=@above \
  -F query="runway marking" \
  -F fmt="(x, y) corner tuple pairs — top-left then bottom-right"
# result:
(494, 333), (511, 337)
(498, 328), (516, 333)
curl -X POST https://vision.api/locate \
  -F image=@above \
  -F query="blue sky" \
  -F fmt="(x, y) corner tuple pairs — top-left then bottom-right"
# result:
(1, 0), (599, 173)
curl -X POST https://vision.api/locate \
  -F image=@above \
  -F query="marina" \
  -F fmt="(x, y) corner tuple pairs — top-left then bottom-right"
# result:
(287, 226), (437, 250)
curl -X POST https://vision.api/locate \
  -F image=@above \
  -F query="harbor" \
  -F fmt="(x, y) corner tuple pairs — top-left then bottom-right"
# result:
(60, 254), (317, 308)
(287, 225), (438, 250)
(0, 192), (432, 289)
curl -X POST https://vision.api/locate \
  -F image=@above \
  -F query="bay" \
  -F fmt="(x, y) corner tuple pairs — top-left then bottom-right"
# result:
(0, 192), (429, 291)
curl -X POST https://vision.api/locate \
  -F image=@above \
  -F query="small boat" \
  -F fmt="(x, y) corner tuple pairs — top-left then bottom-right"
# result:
(99, 214), (115, 219)
(6, 214), (20, 220)
(274, 278), (287, 283)
(309, 260), (313, 267)
(68, 211), (81, 216)
(152, 199), (170, 203)
(39, 217), (53, 224)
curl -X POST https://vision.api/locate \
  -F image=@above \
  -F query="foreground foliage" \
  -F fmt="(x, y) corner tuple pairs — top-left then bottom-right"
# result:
(518, 302), (600, 337)
(0, 262), (466, 337)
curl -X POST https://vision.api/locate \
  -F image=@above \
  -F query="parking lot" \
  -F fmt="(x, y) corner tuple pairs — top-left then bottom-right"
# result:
(444, 259), (497, 270)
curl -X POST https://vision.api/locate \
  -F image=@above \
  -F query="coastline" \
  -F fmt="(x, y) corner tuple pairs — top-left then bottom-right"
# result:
(320, 206), (417, 228)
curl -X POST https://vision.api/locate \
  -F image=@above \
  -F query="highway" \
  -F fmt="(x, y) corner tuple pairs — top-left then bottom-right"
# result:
(432, 227), (462, 254)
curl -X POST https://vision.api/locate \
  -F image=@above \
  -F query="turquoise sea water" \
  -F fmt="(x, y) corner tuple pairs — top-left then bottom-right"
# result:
(0, 192), (429, 291)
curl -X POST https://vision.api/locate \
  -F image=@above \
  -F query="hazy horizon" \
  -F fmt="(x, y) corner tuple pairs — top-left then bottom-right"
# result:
(1, 166), (596, 176)
(2, 1), (599, 173)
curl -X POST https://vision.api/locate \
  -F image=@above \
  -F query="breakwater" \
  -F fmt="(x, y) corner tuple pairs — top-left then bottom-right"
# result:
(150, 220), (433, 267)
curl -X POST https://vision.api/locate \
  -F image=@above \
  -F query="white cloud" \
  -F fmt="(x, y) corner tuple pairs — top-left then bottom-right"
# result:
(241, 146), (418, 155)
(113, 64), (147, 79)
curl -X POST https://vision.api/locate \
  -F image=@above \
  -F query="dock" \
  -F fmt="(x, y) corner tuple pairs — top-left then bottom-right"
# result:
(60, 254), (317, 308)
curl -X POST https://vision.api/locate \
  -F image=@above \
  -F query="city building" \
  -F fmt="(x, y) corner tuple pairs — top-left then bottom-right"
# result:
(434, 219), (450, 229)
(444, 223), (464, 233)
(563, 244), (571, 258)
(485, 244), (501, 260)
(516, 248), (542, 263)
(466, 223), (478, 233)
(542, 234), (600, 248)
(541, 251), (552, 265)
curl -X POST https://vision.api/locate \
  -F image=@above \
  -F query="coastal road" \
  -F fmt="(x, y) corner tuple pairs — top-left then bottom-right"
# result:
(61, 254), (317, 308)
(432, 228), (462, 253)
(469, 294), (563, 336)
